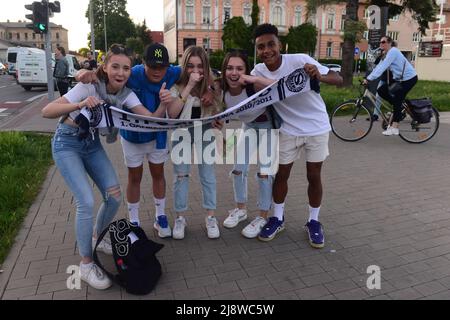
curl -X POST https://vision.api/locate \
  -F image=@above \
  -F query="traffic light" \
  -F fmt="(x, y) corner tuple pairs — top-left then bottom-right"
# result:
(25, 2), (49, 34)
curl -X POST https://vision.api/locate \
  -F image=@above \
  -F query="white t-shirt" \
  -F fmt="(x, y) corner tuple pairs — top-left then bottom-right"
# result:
(64, 83), (142, 120)
(224, 90), (265, 123)
(251, 54), (331, 137)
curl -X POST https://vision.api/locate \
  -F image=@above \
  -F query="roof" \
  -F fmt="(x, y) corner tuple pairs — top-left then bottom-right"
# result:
(0, 22), (67, 30)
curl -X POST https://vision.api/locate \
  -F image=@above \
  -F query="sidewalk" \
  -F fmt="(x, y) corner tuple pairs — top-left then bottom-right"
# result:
(1, 99), (450, 300)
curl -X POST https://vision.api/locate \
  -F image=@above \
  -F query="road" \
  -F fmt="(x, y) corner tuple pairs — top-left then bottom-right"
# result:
(0, 74), (53, 123)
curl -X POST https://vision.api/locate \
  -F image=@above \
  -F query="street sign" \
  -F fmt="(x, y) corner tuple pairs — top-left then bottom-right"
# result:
(419, 41), (443, 57)
(368, 29), (382, 47)
(367, 5), (381, 30)
(354, 47), (360, 55)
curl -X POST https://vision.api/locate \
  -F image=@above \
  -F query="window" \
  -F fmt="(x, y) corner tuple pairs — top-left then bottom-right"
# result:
(41, 44), (44, 49)
(56, 32), (60, 39)
(16, 33), (20, 40)
(8, 33), (12, 40)
(260, 7), (265, 24)
(339, 43), (343, 58)
(186, 3), (194, 24)
(327, 11), (335, 30)
(364, 9), (370, 19)
(0, 32), (3, 39)
(361, 51), (367, 59)
(202, 4), (211, 24)
(203, 38), (209, 50)
(25, 33), (28, 40)
(294, 6), (302, 27)
(412, 32), (422, 42)
(223, 7), (231, 23)
(32, 33), (36, 40)
(273, 6), (282, 26)
(326, 42), (333, 57)
(183, 38), (196, 51)
(340, 10), (346, 31)
(387, 31), (399, 41)
(363, 31), (369, 40)
(243, 4), (252, 25)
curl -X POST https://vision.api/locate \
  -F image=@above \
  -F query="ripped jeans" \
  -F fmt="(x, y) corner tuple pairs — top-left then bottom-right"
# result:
(52, 124), (121, 258)
(232, 121), (274, 211)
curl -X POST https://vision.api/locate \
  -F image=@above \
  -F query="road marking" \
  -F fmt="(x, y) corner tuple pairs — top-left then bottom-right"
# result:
(26, 93), (47, 102)
(0, 108), (7, 113)
(3, 101), (21, 104)
(0, 108), (9, 117)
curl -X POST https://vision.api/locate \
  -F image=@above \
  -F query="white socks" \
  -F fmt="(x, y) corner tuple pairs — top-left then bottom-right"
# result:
(154, 198), (166, 217)
(309, 205), (320, 222)
(127, 202), (140, 225)
(273, 203), (285, 221)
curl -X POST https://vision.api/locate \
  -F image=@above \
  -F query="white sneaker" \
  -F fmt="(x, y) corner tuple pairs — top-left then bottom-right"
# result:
(92, 238), (112, 255)
(382, 126), (399, 136)
(173, 216), (187, 240)
(153, 215), (172, 238)
(79, 262), (112, 290)
(241, 216), (268, 239)
(206, 216), (220, 239)
(223, 208), (248, 228)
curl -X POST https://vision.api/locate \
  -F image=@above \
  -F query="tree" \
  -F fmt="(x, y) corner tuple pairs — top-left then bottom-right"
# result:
(86, 0), (136, 51)
(306, 0), (438, 86)
(222, 16), (252, 54)
(126, 37), (144, 55)
(78, 47), (90, 57)
(250, 0), (260, 34)
(286, 23), (318, 56)
(136, 19), (153, 48)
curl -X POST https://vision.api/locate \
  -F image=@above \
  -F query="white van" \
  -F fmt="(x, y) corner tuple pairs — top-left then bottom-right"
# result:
(7, 47), (29, 76)
(16, 48), (81, 91)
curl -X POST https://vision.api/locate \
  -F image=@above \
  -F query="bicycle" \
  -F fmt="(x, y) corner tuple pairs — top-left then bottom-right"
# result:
(330, 81), (439, 144)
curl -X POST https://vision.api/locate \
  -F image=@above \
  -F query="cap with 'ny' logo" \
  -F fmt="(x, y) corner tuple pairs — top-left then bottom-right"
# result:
(145, 43), (170, 67)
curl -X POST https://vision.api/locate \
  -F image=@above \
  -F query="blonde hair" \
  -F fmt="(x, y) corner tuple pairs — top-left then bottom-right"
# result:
(178, 46), (210, 96)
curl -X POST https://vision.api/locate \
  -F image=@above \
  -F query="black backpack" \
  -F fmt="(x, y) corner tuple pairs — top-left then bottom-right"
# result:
(93, 219), (164, 295)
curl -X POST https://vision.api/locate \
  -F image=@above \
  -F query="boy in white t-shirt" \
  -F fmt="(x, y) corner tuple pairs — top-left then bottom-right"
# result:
(251, 24), (343, 247)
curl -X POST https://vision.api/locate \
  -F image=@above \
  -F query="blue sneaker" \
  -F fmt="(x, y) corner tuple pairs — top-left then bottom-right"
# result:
(258, 217), (285, 242)
(305, 220), (325, 249)
(153, 215), (172, 238)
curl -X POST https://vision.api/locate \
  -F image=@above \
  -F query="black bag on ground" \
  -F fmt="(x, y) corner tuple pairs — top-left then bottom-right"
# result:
(407, 98), (433, 124)
(93, 219), (164, 295)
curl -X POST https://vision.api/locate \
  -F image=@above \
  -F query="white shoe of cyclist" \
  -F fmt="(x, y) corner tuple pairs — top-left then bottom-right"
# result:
(80, 262), (112, 290)
(92, 237), (112, 255)
(206, 216), (220, 239)
(173, 216), (187, 240)
(241, 216), (268, 239)
(223, 208), (248, 228)
(382, 126), (399, 136)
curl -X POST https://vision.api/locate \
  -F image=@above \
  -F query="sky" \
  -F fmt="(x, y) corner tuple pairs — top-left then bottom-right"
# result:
(1, 0), (164, 51)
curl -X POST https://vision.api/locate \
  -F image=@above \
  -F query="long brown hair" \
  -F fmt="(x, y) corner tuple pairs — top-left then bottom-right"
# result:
(177, 46), (210, 96)
(221, 50), (250, 93)
(96, 44), (133, 83)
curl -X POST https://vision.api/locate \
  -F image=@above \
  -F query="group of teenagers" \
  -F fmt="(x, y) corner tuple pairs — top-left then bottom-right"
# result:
(42, 23), (345, 290)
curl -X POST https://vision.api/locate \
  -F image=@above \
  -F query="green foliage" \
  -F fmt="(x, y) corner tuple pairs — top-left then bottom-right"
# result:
(0, 132), (53, 264)
(286, 23), (318, 55)
(126, 37), (144, 55)
(342, 20), (366, 43)
(135, 19), (153, 48)
(86, 0), (136, 51)
(78, 47), (90, 57)
(222, 17), (253, 54)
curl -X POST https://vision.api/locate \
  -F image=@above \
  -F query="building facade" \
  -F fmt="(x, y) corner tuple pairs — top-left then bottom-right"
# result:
(166, 0), (435, 62)
(0, 21), (69, 52)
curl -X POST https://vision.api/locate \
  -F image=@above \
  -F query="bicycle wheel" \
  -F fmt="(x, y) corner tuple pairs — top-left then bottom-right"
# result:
(398, 107), (439, 144)
(330, 100), (373, 142)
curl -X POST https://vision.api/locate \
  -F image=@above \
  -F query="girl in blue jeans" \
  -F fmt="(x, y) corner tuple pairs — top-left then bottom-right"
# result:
(42, 44), (167, 290)
(167, 46), (223, 240)
(220, 51), (277, 239)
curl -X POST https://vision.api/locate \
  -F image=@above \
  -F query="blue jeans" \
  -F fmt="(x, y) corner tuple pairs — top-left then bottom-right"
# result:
(172, 124), (216, 213)
(52, 124), (121, 258)
(233, 121), (274, 211)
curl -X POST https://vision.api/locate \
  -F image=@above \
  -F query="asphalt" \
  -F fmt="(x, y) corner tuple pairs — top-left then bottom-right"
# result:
(1, 96), (450, 300)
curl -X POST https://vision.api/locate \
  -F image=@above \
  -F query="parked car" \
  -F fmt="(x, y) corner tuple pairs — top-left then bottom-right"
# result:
(324, 63), (342, 73)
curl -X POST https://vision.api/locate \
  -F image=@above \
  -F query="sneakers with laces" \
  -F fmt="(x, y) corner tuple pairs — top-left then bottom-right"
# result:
(173, 216), (187, 240)
(305, 219), (325, 249)
(206, 216), (220, 239)
(258, 217), (285, 242)
(153, 215), (172, 238)
(223, 208), (248, 228)
(241, 216), (267, 239)
(382, 126), (399, 136)
(80, 262), (112, 290)
(92, 238), (112, 255)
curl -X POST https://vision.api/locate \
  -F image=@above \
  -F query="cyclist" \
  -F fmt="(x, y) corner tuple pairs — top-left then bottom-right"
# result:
(363, 36), (418, 136)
